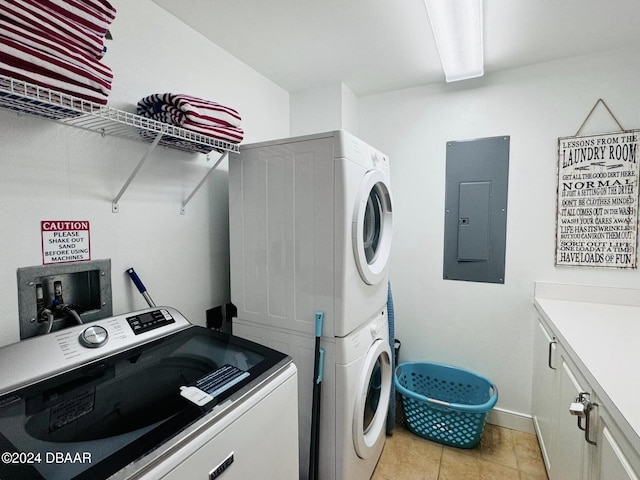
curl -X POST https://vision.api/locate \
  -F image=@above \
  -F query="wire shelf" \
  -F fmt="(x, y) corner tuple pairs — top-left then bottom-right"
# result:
(0, 74), (240, 213)
(0, 74), (240, 155)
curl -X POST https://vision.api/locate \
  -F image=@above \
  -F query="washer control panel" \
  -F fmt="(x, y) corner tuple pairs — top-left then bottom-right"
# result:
(0, 307), (191, 396)
(79, 325), (109, 348)
(126, 309), (175, 335)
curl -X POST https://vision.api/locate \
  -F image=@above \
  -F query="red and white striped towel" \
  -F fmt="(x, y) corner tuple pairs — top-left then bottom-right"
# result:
(137, 93), (242, 129)
(137, 93), (244, 144)
(0, 0), (108, 58)
(0, 34), (110, 103)
(48, 0), (116, 37)
(0, 18), (112, 84)
(167, 119), (244, 144)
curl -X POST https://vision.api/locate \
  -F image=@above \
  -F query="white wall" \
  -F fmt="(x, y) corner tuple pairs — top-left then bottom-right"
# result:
(340, 83), (359, 135)
(0, 0), (289, 347)
(358, 48), (640, 419)
(290, 82), (358, 136)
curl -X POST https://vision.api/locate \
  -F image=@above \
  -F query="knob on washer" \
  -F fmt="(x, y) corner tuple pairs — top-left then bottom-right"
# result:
(79, 325), (108, 348)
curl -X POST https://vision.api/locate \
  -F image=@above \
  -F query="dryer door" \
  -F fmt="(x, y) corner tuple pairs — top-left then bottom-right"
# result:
(352, 170), (393, 285)
(352, 338), (392, 459)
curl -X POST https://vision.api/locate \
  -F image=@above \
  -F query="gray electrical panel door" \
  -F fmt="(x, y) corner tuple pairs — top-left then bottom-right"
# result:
(443, 136), (510, 283)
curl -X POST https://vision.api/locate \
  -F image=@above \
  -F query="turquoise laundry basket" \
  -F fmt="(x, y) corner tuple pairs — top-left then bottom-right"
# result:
(394, 362), (498, 449)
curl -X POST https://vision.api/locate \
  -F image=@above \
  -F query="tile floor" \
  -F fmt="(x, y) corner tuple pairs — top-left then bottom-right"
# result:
(372, 423), (549, 480)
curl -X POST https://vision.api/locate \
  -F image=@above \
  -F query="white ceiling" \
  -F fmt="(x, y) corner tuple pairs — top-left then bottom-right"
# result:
(151, 0), (640, 97)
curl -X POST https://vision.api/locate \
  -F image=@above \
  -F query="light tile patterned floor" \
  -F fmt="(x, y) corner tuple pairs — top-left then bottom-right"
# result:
(372, 423), (548, 480)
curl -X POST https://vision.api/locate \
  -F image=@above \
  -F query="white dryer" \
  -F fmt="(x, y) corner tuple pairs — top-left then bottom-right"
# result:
(229, 130), (393, 338)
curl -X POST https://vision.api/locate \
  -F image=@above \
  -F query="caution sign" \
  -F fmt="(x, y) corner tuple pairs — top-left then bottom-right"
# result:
(41, 220), (91, 264)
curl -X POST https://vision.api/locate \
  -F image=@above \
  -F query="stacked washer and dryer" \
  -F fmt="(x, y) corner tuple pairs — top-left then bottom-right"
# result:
(229, 130), (394, 480)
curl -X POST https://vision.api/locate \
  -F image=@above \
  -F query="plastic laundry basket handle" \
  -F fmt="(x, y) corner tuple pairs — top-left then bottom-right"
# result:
(394, 365), (499, 414)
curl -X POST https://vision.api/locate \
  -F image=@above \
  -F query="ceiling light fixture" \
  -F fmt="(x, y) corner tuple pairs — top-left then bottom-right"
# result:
(424, 0), (484, 82)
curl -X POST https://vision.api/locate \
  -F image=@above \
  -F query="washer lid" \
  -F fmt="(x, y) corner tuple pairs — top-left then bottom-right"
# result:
(353, 170), (393, 285)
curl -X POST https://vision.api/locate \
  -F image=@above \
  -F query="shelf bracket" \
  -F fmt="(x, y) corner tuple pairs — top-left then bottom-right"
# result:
(180, 151), (228, 215)
(112, 131), (164, 213)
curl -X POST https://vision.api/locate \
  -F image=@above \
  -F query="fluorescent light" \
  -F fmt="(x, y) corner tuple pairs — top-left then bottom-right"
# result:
(424, 0), (484, 82)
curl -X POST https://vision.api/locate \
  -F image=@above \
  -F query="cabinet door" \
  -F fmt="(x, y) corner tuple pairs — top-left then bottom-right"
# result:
(592, 405), (640, 480)
(597, 427), (640, 480)
(554, 358), (592, 480)
(532, 318), (557, 473)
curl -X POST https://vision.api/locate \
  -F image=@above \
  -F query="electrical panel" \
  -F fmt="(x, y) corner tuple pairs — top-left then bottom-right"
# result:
(443, 136), (510, 284)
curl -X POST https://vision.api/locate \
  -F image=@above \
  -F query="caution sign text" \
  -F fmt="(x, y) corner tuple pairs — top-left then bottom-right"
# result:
(41, 220), (91, 265)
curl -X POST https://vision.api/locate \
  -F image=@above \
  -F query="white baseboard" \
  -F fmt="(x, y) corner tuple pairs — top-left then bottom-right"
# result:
(487, 407), (536, 434)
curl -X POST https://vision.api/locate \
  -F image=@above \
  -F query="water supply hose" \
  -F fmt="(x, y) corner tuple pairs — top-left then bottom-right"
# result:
(40, 308), (55, 334)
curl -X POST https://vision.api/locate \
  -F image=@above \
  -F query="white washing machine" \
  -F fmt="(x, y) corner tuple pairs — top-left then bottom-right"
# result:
(233, 307), (391, 480)
(335, 307), (392, 480)
(0, 307), (299, 480)
(228, 130), (393, 338)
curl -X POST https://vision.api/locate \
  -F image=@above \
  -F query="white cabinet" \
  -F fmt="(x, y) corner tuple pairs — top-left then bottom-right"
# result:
(532, 314), (640, 480)
(532, 320), (557, 472)
(593, 408), (640, 480)
(555, 358), (592, 480)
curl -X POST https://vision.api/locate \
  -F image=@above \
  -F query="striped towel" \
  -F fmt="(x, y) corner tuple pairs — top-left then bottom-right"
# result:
(0, 0), (116, 105)
(0, 34), (111, 103)
(47, 0), (116, 37)
(137, 94), (244, 145)
(0, 18), (112, 84)
(0, 0), (111, 58)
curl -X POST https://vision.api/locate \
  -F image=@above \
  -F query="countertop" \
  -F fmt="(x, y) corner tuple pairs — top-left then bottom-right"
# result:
(534, 282), (640, 453)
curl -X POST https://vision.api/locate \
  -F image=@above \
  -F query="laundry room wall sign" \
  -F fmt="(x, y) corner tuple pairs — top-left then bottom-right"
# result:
(41, 220), (91, 264)
(555, 131), (639, 268)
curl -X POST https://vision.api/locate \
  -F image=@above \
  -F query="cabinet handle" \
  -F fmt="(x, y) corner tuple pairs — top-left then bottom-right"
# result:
(569, 392), (598, 446)
(583, 400), (598, 446)
(548, 339), (557, 370)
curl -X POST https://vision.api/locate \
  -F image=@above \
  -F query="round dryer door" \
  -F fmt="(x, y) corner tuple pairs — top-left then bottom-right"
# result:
(352, 170), (393, 285)
(352, 338), (392, 459)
